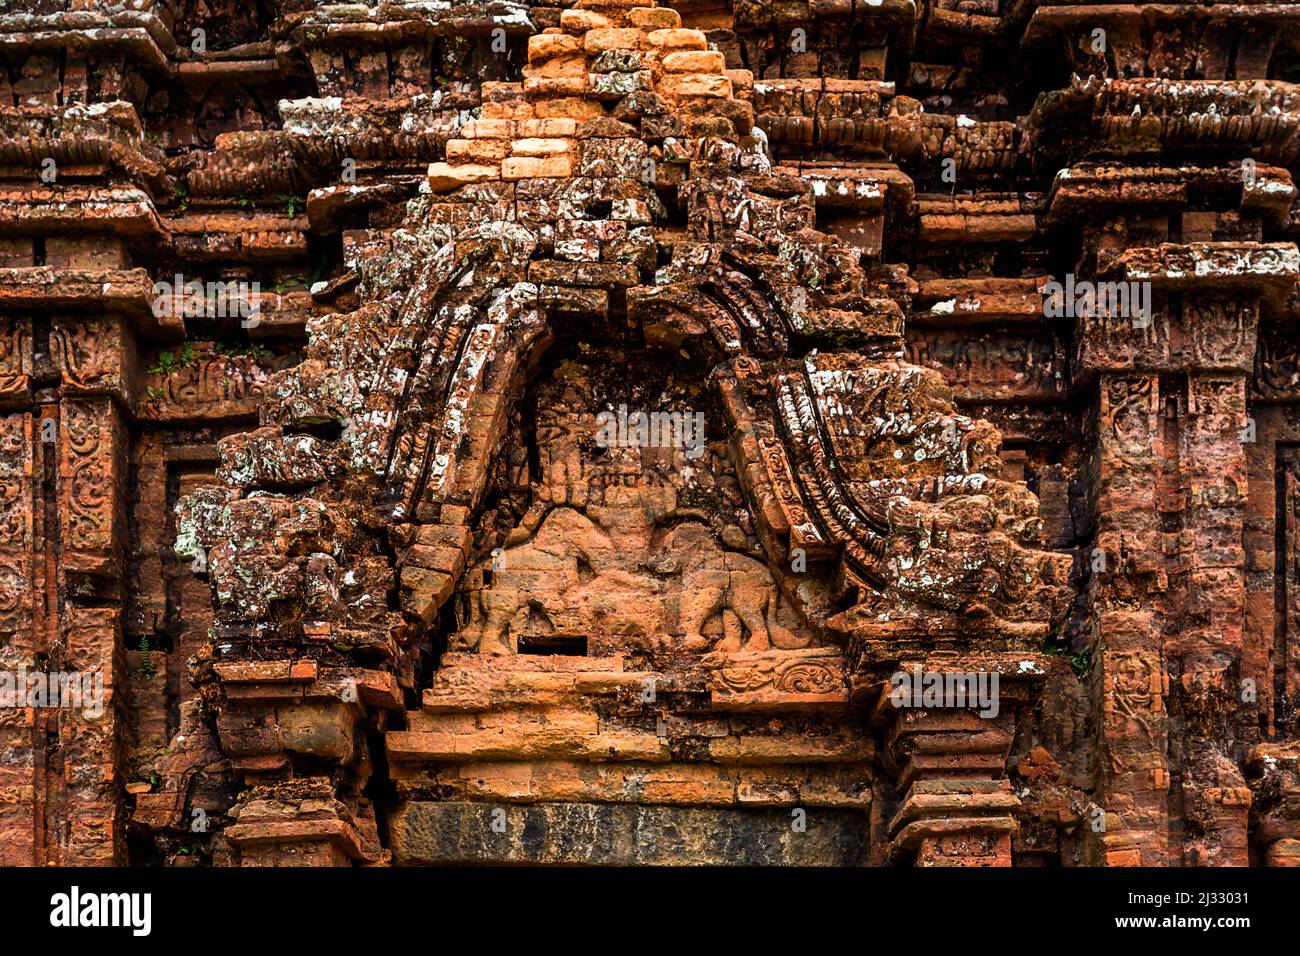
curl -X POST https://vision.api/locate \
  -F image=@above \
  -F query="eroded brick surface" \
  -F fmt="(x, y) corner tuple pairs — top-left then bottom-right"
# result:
(0, 0), (1297, 867)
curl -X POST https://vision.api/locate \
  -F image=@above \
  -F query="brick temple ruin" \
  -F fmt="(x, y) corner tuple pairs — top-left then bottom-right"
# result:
(0, 0), (1298, 867)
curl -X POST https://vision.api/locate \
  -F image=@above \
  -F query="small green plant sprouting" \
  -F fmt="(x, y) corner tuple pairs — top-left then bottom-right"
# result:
(146, 385), (164, 400)
(149, 350), (175, 374)
(1041, 625), (1064, 655)
(274, 275), (306, 294)
(138, 634), (155, 679)
(213, 340), (269, 360)
(149, 343), (199, 375)
(1042, 634), (1092, 679)
(275, 264), (325, 294)
(1071, 647), (1093, 678)
(274, 192), (306, 219)
(171, 180), (189, 213)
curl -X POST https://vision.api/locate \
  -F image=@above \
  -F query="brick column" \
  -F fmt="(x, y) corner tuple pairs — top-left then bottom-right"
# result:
(0, 285), (137, 863)
(860, 660), (1038, 867)
(1089, 373), (1170, 866)
(1080, 247), (1290, 865)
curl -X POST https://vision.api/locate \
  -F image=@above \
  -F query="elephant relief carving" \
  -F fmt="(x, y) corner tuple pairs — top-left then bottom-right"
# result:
(653, 522), (809, 654)
(464, 509), (812, 655)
